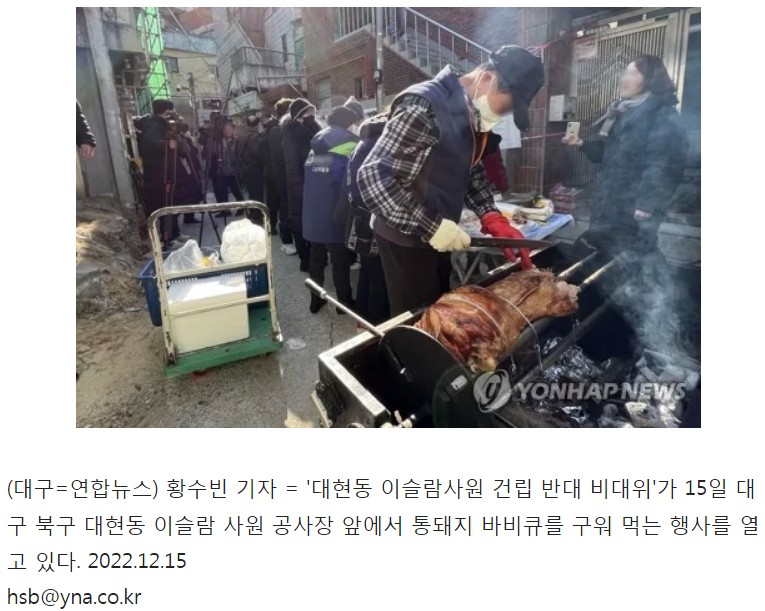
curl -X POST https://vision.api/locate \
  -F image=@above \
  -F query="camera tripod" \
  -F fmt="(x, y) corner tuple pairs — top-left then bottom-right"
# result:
(161, 120), (222, 250)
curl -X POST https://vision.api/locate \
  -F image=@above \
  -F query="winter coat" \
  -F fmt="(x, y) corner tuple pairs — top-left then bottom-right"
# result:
(281, 114), (320, 232)
(76, 101), (96, 148)
(268, 118), (287, 190)
(336, 115), (387, 255)
(302, 126), (359, 244)
(580, 92), (687, 234)
(133, 114), (202, 209)
(220, 137), (238, 177)
(261, 116), (278, 179)
(235, 127), (264, 179)
(173, 135), (204, 205)
(134, 114), (170, 205)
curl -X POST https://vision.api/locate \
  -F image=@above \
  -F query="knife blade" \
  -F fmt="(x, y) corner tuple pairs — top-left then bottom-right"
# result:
(468, 237), (552, 250)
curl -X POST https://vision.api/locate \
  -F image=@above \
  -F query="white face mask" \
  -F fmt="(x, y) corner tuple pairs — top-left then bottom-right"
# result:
(473, 75), (503, 132)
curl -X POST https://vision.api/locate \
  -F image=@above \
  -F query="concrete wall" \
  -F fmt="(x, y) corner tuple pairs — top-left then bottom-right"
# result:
(264, 8), (301, 73)
(76, 47), (116, 198)
(163, 50), (220, 97)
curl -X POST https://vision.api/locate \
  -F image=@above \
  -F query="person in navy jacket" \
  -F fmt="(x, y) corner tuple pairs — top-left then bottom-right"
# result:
(302, 97), (365, 313)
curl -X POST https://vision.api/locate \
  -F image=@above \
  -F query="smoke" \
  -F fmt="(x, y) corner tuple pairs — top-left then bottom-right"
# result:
(609, 250), (699, 365)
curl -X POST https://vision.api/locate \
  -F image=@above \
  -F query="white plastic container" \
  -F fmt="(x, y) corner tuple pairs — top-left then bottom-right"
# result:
(167, 274), (249, 353)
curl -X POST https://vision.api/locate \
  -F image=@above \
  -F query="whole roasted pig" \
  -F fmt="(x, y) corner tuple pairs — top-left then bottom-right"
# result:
(415, 270), (579, 372)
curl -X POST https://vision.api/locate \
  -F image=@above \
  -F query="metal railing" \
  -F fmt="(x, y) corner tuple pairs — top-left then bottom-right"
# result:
(381, 7), (491, 73)
(335, 7), (375, 39)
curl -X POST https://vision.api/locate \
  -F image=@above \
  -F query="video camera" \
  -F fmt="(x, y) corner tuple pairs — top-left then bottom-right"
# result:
(165, 111), (180, 136)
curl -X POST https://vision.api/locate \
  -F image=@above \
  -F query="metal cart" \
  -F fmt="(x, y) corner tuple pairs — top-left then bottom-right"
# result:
(148, 201), (282, 378)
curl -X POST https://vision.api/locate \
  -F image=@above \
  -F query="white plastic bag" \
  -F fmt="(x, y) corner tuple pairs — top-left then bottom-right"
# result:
(164, 240), (205, 273)
(220, 219), (267, 264)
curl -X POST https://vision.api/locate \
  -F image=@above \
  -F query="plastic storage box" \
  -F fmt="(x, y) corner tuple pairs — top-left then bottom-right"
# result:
(166, 273), (249, 354)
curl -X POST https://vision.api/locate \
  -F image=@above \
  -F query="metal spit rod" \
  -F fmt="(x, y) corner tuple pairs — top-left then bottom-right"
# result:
(495, 250), (620, 374)
(557, 251), (600, 281)
(304, 278), (385, 338)
(513, 300), (612, 389)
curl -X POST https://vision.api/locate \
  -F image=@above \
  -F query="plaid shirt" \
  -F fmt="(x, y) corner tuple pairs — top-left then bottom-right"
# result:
(356, 93), (498, 241)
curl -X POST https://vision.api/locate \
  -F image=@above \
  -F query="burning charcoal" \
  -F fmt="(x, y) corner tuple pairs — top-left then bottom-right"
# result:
(664, 399), (684, 420)
(599, 358), (630, 382)
(625, 401), (664, 428)
(559, 405), (589, 427)
(598, 415), (634, 428)
(657, 403), (680, 428)
(640, 367), (659, 383)
(658, 365), (688, 384)
(602, 403), (620, 419)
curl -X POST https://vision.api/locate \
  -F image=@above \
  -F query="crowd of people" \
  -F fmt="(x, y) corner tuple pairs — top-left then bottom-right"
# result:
(108, 42), (686, 327)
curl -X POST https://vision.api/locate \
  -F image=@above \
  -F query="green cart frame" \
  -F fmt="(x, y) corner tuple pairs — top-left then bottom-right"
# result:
(148, 201), (283, 377)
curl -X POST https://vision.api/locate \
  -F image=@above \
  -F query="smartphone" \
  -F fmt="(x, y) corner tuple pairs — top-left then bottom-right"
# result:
(566, 121), (581, 141)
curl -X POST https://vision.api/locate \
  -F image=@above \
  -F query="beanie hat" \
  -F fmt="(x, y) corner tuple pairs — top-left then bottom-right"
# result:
(343, 96), (365, 123)
(327, 106), (360, 129)
(289, 98), (316, 121)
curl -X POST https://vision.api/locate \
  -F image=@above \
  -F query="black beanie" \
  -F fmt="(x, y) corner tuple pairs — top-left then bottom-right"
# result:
(289, 98), (315, 121)
(327, 106), (359, 130)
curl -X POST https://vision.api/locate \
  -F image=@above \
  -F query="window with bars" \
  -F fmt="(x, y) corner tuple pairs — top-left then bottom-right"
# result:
(334, 8), (374, 40)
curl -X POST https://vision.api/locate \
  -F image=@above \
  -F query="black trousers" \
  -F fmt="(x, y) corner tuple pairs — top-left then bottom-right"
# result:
(242, 173), (263, 202)
(357, 254), (390, 324)
(264, 175), (291, 242)
(376, 232), (452, 316)
(309, 243), (354, 304)
(241, 172), (265, 224)
(293, 230), (311, 263)
(213, 174), (244, 204)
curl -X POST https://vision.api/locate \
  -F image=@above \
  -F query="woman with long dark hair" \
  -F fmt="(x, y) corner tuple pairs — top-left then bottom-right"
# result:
(564, 55), (687, 251)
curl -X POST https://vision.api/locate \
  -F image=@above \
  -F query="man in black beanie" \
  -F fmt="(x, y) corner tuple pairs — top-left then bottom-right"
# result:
(281, 98), (319, 271)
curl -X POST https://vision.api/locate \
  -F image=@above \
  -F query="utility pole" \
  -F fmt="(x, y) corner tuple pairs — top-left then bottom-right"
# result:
(374, 8), (384, 112)
(84, 7), (134, 208)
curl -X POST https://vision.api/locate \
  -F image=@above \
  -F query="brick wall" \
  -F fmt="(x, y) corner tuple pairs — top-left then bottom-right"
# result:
(304, 8), (429, 108)
(384, 48), (428, 98)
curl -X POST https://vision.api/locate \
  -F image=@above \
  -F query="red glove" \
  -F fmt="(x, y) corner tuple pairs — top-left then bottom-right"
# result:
(480, 211), (534, 269)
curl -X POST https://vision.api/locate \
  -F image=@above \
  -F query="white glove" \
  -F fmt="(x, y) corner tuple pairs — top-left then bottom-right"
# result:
(428, 219), (471, 252)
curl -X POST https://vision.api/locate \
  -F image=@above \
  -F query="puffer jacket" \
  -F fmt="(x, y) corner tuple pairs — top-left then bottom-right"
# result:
(133, 114), (202, 209)
(302, 126), (359, 244)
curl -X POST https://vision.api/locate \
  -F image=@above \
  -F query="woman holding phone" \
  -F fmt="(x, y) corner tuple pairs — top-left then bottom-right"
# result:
(563, 55), (687, 252)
